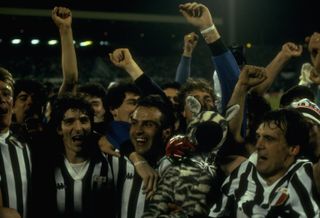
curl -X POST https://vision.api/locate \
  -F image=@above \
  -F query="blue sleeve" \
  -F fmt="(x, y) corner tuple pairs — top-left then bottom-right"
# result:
(208, 39), (247, 137)
(175, 56), (191, 84)
(208, 40), (240, 112)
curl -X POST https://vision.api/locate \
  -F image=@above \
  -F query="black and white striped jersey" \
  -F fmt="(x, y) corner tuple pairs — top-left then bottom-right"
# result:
(210, 152), (320, 217)
(0, 131), (32, 218)
(54, 154), (115, 218)
(110, 156), (171, 218)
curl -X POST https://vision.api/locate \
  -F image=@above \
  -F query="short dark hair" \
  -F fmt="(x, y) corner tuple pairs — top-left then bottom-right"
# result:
(106, 82), (140, 110)
(78, 82), (107, 100)
(137, 95), (175, 130)
(51, 93), (94, 129)
(14, 79), (46, 105)
(161, 81), (181, 90)
(261, 108), (309, 153)
(280, 85), (315, 108)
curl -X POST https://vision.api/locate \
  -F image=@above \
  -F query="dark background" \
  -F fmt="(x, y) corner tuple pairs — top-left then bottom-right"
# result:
(0, 0), (319, 90)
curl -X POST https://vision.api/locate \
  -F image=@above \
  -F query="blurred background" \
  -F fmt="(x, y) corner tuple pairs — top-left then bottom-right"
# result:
(0, 0), (319, 104)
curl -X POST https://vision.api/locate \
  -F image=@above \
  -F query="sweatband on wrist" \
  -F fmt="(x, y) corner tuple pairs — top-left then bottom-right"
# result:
(134, 160), (147, 167)
(200, 25), (216, 35)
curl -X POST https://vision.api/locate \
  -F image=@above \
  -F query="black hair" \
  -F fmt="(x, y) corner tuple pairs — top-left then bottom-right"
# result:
(105, 82), (141, 110)
(161, 81), (181, 90)
(50, 93), (94, 130)
(261, 108), (309, 157)
(78, 82), (107, 100)
(280, 85), (315, 108)
(137, 94), (175, 130)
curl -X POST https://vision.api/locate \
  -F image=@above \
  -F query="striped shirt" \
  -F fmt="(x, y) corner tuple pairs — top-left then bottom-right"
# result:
(110, 156), (170, 218)
(0, 131), (32, 218)
(210, 152), (320, 217)
(54, 154), (115, 218)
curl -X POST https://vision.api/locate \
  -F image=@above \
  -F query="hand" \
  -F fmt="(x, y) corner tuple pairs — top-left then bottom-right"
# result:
(310, 67), (320, 85)
(52, 6), (72, 28)
(179, 2), (213, 30)
(307, 32), (320, 54)
(238, 65), (267, 90)
(129, 152), (159, 199)
(183, 32), (199, 57)
(307, 32), (320, 72)
(136, 162), (159, 199)
(98, 136), (121, 157)
(280, 42), (303, 59)
(109, 48), (143, 80)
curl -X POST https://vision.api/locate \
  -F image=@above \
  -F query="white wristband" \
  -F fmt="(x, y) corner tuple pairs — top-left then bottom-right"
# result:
(200, 25), (216, 35)
(133, 160), (147, 167)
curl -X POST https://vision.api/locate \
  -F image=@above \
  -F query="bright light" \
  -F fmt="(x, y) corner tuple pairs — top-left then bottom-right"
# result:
(246, 43), (252, 48)
(48, 40), (58, 45)
(31, 39), (40, 45)
(99, 41), (109, 46)
(79, 40), (93, 47)
(11, 39), (21, 44)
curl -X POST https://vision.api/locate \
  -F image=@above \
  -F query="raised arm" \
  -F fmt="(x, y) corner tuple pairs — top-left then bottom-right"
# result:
(180, 2), (239, 112)
(227, 65), (267, 143)
(175, 32), (199, 83)
(52, 6), (78, 95)
(109, 48), (168, 100)
(252, 42), (302, 95)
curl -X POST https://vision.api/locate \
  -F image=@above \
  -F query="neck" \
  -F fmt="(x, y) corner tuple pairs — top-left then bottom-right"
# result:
(64, 150), (87, 164)
(262, 160), (295, 186)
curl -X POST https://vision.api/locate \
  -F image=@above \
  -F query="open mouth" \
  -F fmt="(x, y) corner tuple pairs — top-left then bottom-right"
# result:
(258, 155), (267, 161)
(71, 135), (85, 142)
(136, 137), (147, 145)
(0, 107), (8, 116)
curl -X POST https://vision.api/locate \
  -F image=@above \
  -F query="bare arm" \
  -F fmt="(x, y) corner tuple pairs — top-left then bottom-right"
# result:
(252, 42), (302, 95)
(227, 65), (267, 143)
(175, 32), (198, 83)
(109, 48), (143, 81)
(52, 6), (78, 95)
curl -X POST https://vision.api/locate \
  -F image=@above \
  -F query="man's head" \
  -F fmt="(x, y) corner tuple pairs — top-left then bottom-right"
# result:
(290, 98), (320, 160)
(161, 81), (181, 110)
(13, 79), (46, 125)
(51, 94), (94, 154)
(129, 95), (175, 161)
(280, 85), (315, 108)
(0, 67), (14, 133)
(255, 109), (309, 184)
(78, 82), (107, 123)
(178, 78), (215, 122)
(106, 82), (141, 122)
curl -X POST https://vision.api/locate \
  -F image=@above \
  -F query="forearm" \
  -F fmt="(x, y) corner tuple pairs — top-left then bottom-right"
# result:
(175, 56), (191, 83)
(209, 41), (240, 112)
(252, 51), (290, 95)
(59, 26), (78, 95)
(227, 83), (247, 143)
(125, 61), (144, 81)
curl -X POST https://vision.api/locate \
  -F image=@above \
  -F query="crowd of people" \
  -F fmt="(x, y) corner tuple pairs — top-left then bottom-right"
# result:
(1, 2), (320, 218)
